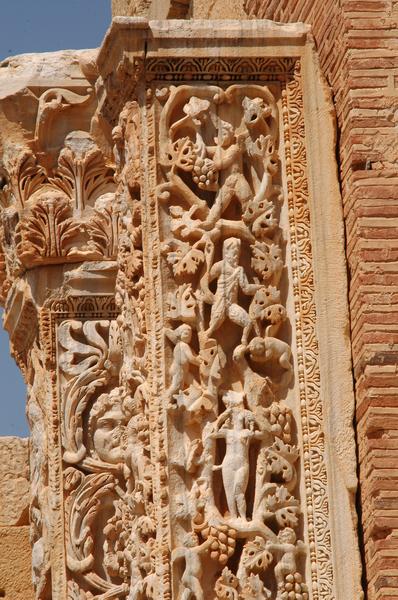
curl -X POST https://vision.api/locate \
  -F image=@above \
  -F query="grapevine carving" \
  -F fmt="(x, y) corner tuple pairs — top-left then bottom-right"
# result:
(157, 84), (307, 598)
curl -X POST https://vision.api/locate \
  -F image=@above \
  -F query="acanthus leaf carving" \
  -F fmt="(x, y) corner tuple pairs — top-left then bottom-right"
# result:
(1, 129), (117, 275)
(49, 131), (115, 213)
(58, 319), (120, 464)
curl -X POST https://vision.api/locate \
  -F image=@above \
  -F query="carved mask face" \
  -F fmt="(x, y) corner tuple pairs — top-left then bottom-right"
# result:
(93, 406), (125, 463)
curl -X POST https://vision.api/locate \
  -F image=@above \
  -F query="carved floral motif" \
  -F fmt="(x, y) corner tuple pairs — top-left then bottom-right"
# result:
(1, 130), (117, 274)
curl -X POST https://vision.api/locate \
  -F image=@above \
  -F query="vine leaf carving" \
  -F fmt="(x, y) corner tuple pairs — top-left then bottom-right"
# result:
(240, 573), (271, 599)
(165, 241), (205, 277)
(215, 567), (239, 599)
(240, 537), (273, 577)
(251, 241), (283, 283)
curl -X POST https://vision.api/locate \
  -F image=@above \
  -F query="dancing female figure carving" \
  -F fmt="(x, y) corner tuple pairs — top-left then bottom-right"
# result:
(211, 392), (264, 520)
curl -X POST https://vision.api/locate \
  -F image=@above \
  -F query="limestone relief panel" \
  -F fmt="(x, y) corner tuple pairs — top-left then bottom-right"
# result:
(153, 80), (309, 600)
(38, 96), (162, 599)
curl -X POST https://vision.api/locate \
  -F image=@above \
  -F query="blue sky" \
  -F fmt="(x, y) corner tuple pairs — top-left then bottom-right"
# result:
(0, 1), (111, 435)
(0, 1), (111, 61)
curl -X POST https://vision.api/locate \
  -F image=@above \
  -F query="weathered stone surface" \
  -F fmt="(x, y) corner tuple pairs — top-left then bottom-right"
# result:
(0, 12), (363, 600)
(112, 0), (189, 17)
(0, 526), (34, 600)
(0, 436), (29, 526)
(111, 0), (247, 18)
(192, 0), (247, 18)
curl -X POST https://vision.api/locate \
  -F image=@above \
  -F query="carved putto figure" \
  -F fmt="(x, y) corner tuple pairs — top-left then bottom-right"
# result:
(172, 532), (215, 600)
(166, 323), (201, 402)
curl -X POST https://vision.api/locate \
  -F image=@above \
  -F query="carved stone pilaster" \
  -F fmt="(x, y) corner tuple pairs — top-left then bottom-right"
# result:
(0, 19), (363, 600)
(0, 50), (121, 599)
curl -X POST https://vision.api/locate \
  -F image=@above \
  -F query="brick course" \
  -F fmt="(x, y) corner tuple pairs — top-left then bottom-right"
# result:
(244, 1), (398, 597)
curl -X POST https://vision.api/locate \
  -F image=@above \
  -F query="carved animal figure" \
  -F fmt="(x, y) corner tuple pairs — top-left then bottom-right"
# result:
(165, 324), (200, 401)
(242, 96), (273, 134)
(248, 336), (293, 387)
(248, 286), (282, 337)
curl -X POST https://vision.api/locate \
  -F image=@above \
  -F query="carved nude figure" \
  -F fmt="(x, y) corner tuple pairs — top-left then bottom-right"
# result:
(212, 392), (263, 520)
(206, 238), (260, 344)
(172, 532), (214, 600)
(165, 324), (201, 401)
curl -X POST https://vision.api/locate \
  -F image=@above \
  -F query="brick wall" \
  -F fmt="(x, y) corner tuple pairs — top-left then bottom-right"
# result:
(244, 1), (398, 598)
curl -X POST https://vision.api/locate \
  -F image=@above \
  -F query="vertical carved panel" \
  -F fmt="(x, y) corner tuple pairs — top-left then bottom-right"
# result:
(141, 58), (322, 599)
(41, 299), (135, 600)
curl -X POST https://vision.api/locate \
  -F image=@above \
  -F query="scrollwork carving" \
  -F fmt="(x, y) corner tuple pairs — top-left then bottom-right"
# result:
(58, 319), (120, 464)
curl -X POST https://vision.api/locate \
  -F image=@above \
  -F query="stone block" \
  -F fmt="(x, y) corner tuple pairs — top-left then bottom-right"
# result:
(0, 526), (34, 600)
(0, 437), (29, 527)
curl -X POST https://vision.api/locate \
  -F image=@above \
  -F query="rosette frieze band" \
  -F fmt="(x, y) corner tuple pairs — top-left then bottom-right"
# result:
(0, 19), (363, 600)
